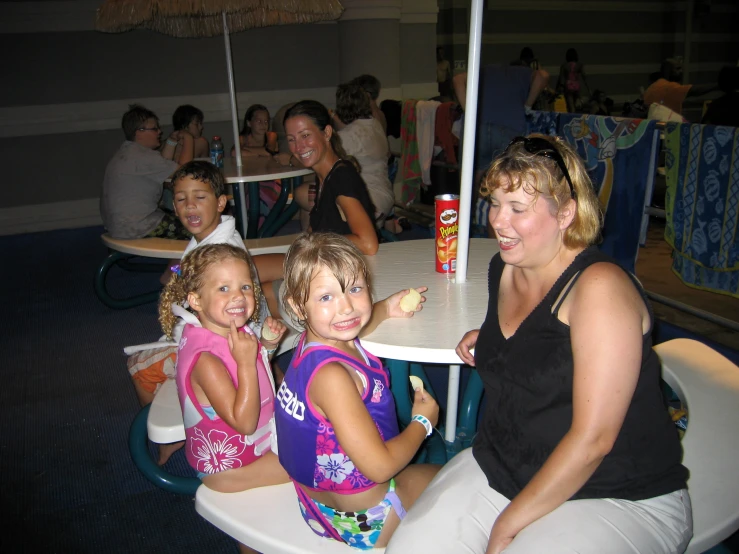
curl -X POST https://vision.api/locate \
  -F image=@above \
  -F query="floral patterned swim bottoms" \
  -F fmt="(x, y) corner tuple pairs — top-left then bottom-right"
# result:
(297, 478), (406, 550)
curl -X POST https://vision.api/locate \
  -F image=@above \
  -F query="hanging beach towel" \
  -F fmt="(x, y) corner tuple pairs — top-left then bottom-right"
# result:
(664, 122), (739, 298)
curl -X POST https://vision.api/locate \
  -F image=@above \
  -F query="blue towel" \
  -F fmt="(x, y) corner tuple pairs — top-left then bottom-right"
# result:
(527, 110), (560, 136)
(558, 114), (659, 273)
(664, 123), (739, 298)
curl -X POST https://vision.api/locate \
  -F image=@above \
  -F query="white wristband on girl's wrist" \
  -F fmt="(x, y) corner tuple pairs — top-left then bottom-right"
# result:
(411, 414), (433, 437)
(166, 138), (178, 147)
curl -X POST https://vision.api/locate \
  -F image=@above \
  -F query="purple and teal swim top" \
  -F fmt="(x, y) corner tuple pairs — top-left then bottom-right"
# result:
(275, 333), (399, 493)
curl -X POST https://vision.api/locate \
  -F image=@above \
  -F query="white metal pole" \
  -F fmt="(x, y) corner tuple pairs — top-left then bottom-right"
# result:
(445, 364), (461, 443)
(455, 0), (483, 284)
(223, 12), (243, 168)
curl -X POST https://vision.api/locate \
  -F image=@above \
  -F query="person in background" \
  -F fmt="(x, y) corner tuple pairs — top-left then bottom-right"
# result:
(234, 104), (279, 158)
(513, 47), (539, 71)
(335, 83), (395, 231)
(387, 135), (691, 554)
(512, 47), (550, 111)
(283, 100), (379, 256)
(100, 104), (194, 241)
(231, 104), (283, 228)
(701, 65), (739, 127)
(454, 63), (549, 186)
(437, 46), (454, 100)
(171, 104), (210, 162)
(643, 58), (717, 117)
(335, 74), (387, 135)
(556, 48), (590, 113)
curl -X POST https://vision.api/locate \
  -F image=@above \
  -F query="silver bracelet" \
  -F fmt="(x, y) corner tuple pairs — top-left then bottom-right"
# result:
(166, 138), (178, 147)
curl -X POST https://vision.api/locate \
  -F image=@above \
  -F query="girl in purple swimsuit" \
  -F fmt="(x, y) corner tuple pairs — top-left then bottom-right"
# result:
(275, 232), (441, 550)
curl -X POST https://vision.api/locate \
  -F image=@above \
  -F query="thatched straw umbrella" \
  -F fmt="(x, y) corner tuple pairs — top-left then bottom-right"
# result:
(95, 0), (344, 168)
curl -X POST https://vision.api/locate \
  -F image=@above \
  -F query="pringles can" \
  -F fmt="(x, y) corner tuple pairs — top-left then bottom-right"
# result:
(434, 194), (459, 273)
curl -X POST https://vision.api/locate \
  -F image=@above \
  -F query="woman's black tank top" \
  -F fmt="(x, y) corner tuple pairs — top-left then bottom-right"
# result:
(472, 247), (688, 501)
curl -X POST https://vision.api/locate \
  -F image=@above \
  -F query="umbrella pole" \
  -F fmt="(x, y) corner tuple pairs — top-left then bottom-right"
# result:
(456, 0), (483, 284)
(223, 11), (243, 168)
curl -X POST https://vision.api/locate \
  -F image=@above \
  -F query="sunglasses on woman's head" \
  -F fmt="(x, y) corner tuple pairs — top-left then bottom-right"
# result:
(507, 136), (576, 199)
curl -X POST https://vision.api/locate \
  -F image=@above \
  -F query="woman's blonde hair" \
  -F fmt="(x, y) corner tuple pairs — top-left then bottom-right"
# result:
(479, 134), (602, 248)
(158, 244), (261, 339)
(281, 232), (372, 326)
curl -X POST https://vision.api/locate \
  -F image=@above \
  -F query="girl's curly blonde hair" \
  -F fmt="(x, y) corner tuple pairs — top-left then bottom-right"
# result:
(158, 244), (261, 339)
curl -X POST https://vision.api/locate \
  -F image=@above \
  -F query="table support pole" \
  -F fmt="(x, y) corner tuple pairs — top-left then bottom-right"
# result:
(445, 364), (461, 443)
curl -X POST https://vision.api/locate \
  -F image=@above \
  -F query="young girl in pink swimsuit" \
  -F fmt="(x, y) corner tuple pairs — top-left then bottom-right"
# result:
(159, 243), (290, 496)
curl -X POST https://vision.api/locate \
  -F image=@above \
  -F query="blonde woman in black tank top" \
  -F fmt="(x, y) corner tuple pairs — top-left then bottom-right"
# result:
(386, 135), (691, 554)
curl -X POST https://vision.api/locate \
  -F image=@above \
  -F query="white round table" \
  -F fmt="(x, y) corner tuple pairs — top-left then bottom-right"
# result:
(362, 238), (499, 442)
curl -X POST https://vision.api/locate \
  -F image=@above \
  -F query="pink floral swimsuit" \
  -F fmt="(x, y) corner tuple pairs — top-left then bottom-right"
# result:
(175, 323), (276, 475)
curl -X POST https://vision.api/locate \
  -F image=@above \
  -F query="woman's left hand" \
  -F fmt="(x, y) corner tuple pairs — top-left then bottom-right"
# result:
(383, 286), (427, 319)
(486, 516), (516, 554)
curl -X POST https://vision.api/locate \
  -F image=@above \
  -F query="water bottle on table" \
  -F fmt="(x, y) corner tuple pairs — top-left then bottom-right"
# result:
(210, 136), (224, 168)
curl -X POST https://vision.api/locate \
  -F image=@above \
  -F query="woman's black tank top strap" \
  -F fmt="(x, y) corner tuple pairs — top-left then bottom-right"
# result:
(473, 247), (688, 502)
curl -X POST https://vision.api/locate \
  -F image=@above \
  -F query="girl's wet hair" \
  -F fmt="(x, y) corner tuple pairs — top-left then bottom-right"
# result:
(281, 232), (372, 326)
(480, 134), (602, 249)
(158, 243), (261, 338)
(171, 160), (226, 197)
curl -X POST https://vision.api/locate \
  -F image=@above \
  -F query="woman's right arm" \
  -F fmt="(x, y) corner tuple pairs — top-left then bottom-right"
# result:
(452, 72), (468, 110)
(191, 321), (261, 435)
(335, 195), (379, 255)
(310, 362), (439, 484)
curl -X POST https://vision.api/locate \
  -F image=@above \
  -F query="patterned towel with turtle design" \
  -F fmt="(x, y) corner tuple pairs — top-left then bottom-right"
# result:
(664, 122), (739, 298)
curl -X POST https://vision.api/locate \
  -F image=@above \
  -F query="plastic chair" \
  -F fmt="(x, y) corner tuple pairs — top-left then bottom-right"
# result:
(655, 339), (739, 553)
(196, 482), (386, 553)
(385, 359), (448, 464)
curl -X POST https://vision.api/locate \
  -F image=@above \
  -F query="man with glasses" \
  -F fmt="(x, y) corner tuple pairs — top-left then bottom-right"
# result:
(100, 104), (195, 241)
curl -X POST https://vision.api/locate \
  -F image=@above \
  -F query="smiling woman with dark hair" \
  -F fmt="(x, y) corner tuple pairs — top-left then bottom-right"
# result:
(283, 100), (378, 255)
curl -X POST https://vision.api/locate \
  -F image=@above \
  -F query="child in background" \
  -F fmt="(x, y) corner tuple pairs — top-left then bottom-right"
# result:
(557, 48), (590, 113)
(231, 104), (283, 229)
(235, 104), (279, 157)
(159, 243), (289, 497)
(276, 232), (440, 550)
(172, 105), (210, 162)
(172, 161), (286, 333)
